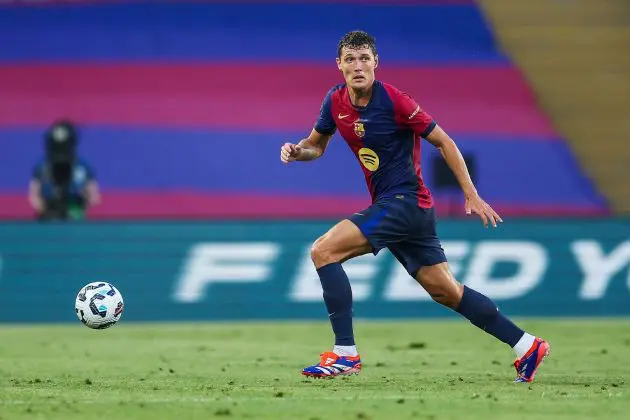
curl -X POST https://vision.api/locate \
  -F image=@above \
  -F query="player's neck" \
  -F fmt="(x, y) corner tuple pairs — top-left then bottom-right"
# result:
(348, 85), (373, 108)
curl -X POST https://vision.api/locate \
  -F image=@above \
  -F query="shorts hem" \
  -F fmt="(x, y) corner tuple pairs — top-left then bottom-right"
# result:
(346, 217), (383, 256)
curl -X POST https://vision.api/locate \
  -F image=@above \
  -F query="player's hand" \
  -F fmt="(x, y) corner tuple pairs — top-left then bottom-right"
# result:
(280, 143), (302, 163)
(465, 193), (503, 228)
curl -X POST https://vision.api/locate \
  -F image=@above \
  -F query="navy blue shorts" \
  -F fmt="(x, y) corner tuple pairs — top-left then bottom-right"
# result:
(348, 194), (447, 277)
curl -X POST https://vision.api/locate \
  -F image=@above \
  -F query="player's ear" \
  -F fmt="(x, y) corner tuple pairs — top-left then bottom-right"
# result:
(374, 55), (379, 68)
(336, 57), (342, 71)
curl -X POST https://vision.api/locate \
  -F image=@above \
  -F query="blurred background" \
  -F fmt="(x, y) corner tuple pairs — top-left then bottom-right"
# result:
(0, 0), (628, 322)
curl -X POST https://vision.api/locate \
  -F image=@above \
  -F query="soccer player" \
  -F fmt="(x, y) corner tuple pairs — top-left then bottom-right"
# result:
(280, 31), (550, 383)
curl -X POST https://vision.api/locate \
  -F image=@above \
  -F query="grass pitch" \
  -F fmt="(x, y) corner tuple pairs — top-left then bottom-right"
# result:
(0, 319), (628, 419)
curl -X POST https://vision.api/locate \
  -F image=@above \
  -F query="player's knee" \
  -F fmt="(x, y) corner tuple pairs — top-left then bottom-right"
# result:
(421, 280), (457, 307)
(417, 267), (463, 309)
(310, 238), (337, 267)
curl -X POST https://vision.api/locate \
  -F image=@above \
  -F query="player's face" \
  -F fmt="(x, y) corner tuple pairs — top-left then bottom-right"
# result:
(336, 46), (378, 90)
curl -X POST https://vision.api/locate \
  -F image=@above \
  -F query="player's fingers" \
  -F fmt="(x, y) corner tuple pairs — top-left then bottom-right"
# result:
(486, 209), (497, 228)
(485, 204), (503, 224)
(491, 210), (503, 224)
(464, 200), (472, 215)
(479, 202), (496, 228)
(493, 209), (504, 223)
(477, 208), (488, 227)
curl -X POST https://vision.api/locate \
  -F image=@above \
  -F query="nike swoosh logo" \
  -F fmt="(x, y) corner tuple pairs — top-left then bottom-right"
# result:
(338, 113), (350, 119)
(408, 105), (420, 120)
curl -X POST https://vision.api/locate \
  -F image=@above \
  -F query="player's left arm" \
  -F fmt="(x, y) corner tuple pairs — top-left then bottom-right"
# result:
(387, 84), (502, 227)
(424, 126), (502, 228)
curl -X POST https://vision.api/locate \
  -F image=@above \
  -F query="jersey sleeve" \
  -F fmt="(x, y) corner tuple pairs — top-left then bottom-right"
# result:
(313, 88), (337, 136)
(386, 85), (436, 138)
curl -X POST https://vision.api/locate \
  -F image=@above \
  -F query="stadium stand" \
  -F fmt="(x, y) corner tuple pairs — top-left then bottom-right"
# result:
(0, 0), (610, 219)
(479, 0), (630, 214)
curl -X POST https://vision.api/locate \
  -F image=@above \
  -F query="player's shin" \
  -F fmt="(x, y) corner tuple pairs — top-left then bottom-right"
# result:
(316, 263), (358, 356)
(455, 285), (533, 356)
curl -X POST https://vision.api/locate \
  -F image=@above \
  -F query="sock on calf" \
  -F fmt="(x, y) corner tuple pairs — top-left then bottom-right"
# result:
(317, 263), (355, 346)
(456, 285), (532, 357)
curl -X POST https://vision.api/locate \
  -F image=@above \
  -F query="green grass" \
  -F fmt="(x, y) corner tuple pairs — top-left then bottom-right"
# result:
(0, 320), (628, 420)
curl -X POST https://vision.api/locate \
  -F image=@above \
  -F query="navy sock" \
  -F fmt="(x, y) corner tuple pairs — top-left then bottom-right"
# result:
(456, 286), (524, 347)
(316, 263), (355, 346)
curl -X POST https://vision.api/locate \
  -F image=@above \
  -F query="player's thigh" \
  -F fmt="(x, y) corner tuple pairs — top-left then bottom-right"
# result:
(311, 219), (372, 268)
(389, 205), (446, 276)
(348, 198), (410, 255)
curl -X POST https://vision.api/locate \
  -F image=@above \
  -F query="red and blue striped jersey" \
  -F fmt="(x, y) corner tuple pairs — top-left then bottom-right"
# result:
(314, 80), (436, 208)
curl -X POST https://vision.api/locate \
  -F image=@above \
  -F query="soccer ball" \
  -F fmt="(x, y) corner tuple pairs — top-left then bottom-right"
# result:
(75, 282), (124, 329)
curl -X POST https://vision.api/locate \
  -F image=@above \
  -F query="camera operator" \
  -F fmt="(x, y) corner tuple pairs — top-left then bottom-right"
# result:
(28, 120), (100, 221)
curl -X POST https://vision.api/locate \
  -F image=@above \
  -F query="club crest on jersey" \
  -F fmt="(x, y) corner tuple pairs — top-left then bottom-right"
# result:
(358, 147), (379, 172)
(353, 121), (366, 138)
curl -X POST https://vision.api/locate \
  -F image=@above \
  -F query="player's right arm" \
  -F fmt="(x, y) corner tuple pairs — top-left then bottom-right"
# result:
(280, 129), (333, 163)
(280, 87), (337, 164)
